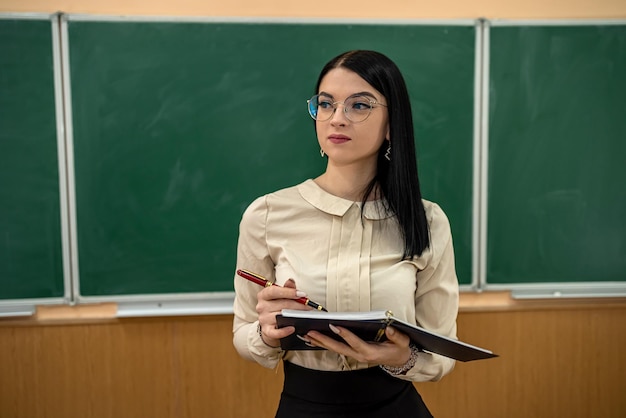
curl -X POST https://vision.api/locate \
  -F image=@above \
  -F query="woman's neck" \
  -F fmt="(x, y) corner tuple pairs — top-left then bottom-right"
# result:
(314, 165), (379, 202)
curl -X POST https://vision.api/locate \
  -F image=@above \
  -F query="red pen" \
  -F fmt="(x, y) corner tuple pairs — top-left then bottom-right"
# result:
(236, 269), (328, 312)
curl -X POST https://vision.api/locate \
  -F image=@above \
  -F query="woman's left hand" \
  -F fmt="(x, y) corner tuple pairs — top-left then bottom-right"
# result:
(305, 325), (412, 368)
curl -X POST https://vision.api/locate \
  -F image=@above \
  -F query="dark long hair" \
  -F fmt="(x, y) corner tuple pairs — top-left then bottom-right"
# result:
(314, 50), (430, 258)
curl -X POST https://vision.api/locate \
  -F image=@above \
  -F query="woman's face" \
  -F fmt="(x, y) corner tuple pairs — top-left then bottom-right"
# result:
(316, 68), (389, 169)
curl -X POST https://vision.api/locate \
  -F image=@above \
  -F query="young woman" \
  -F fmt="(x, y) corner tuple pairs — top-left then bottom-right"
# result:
(233, 50), (459, 417)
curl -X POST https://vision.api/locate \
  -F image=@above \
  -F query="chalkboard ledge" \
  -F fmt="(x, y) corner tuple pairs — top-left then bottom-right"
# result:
(2, 292), (626, 327)
(0, 303), (117, 326)
(459, 291), (626, 313)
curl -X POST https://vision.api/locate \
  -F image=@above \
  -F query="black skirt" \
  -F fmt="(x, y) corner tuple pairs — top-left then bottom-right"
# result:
(275, 361), (433, 418)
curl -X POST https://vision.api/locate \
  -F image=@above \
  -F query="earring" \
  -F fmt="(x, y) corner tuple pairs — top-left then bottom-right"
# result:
(384, 142), (391, 161)
(320, 149), (325, 157)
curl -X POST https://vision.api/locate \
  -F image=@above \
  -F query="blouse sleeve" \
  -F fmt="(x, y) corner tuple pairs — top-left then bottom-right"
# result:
(232, 196), (284, 369)
(402, 202), (459, 382)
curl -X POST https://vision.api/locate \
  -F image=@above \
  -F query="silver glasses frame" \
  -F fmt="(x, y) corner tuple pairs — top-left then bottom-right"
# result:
(307, 94), (388, 123)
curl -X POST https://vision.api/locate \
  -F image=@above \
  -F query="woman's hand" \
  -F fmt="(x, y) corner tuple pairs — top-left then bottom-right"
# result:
(304, 325), (412, 368)
(255, 278), (310, 348)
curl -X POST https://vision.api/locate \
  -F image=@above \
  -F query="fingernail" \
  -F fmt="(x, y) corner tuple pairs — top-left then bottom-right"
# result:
(387, 326), (395, 336)
(296, 291), (307, 297)
(329, 324), (341, 334)
(303, 333), (318, 347)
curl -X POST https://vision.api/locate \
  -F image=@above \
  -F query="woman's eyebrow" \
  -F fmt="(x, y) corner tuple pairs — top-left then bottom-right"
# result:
(351, 91), (377, 99)
(318, 91), (378, 99)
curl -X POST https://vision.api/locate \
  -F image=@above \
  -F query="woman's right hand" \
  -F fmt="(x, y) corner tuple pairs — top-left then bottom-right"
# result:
(255, 278), (310, 348)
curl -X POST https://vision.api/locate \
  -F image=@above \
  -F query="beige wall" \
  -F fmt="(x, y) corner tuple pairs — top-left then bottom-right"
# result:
(1, 0), (625, 19)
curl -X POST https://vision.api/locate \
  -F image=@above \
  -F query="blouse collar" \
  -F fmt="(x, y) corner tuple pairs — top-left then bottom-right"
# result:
(297, 179), (393, 220)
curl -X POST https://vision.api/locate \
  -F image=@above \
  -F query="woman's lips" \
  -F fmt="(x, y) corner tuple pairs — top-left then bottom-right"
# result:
(328, 134), (351, 144)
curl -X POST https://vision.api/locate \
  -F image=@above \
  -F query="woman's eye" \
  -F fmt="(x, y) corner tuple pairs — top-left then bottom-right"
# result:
(351, 101), (372, 111)
(319, 100), (333, 109)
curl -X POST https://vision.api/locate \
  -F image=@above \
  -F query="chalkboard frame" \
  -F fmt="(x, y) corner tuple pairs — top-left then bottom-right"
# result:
(480, 19), (626, 298)
(4, 16), (624, 316)
(60, 15), (479, 315)
(0, 13), (72, 314)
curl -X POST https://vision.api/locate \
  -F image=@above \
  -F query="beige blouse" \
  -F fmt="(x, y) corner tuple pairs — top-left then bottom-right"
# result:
(232, 179), (459, 382)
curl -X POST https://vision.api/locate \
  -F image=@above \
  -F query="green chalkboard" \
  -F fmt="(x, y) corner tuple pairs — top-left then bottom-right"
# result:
(487, 24), (626, 284)
(67, 20), (476, 297)
(0, 17), (65, 300)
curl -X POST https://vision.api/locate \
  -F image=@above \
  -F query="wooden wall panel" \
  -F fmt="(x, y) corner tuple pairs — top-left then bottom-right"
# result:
(0, 317), (282, 418)
(416, 306), (626, 417)
(1, 305), (625, 418)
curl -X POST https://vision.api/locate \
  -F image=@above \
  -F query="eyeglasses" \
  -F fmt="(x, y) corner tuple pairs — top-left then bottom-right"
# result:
(307, 94), (387, 123)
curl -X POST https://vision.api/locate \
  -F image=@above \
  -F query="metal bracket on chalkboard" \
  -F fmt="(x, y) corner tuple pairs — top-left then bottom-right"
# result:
(116, 298), (234, 317)
(0, 305), (36, 318)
